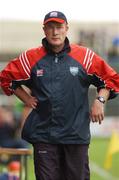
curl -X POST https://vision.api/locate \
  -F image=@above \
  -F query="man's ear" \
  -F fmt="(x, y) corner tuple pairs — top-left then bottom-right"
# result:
(43, 26), (46, 35)
(43, 26), (45, 31)
(66, 24), (69, 31)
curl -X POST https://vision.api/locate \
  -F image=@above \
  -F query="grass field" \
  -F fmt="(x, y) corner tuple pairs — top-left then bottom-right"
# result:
(89, 137), (119, 180)
(28, 138), (119, 180)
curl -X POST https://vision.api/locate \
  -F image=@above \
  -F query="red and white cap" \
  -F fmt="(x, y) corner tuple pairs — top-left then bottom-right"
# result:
(43, 11), (68, 25)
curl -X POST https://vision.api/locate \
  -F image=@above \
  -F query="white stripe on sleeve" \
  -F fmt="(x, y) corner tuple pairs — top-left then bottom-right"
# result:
(19, 54), (30, 77)
(83, 48), (94, 72)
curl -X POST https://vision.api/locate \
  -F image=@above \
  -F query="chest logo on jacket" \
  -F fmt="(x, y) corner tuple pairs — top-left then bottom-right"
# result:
(37, 69), (44, 76)
(70, 67), (79, 76)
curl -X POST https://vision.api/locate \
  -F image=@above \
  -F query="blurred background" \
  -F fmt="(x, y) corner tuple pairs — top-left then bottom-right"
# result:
(0, 0), (119, 179)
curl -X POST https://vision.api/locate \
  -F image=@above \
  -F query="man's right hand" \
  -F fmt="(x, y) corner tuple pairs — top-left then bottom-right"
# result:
(26, 96), (38, 109)
(14, 86), (38, 109)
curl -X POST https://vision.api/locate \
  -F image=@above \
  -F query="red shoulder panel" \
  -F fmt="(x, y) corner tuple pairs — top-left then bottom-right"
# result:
(68, 44), (94, 72)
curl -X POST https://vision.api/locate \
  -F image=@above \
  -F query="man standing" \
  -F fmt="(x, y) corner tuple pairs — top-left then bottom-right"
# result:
(0, 11), (119, 180)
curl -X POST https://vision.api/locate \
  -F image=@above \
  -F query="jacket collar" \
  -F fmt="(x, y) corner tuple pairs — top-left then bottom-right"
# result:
(42, 37), (71, 54)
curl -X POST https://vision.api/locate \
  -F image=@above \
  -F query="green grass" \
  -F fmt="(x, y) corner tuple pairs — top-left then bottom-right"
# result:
(89, 137), (119, 180)
(28, 156), (35, 180)
(89, 138), (109, 166)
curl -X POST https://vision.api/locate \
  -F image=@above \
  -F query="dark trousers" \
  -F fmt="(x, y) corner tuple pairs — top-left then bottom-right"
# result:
(33, 143), (90, 180)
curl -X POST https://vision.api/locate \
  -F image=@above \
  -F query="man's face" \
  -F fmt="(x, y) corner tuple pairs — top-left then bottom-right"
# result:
(43, 21), (68, 47)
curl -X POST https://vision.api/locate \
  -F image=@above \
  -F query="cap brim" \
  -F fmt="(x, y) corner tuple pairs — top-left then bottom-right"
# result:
(43, 18), (65, 25)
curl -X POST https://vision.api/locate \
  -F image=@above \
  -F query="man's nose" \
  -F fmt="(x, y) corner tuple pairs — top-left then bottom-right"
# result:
(53, 28), (58, 35)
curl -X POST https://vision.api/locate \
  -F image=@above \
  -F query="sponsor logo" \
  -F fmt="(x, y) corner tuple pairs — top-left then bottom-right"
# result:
(50, 11), (58, 17)
(38, 150), (47, 154)
(37, 69), (44, 76)
(69, 67), (78, 76)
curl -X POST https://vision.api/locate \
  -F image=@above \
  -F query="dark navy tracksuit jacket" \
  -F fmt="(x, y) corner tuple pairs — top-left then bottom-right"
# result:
(0, 38), (119, 144)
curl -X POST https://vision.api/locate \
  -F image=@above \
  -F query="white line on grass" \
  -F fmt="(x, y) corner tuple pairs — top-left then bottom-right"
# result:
(90, 161), (119, 180)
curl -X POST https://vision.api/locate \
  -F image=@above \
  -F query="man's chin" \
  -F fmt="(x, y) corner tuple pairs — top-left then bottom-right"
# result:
(51, 43), (62, 47)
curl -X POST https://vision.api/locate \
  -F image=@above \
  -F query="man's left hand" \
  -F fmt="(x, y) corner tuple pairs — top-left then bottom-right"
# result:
(90, 99), (105, 124)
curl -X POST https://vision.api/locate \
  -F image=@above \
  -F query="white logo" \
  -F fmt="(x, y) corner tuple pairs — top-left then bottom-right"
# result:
(38, 150), (47, 154)
(70, 67), (79, 76)
(50, 12), (58, 17)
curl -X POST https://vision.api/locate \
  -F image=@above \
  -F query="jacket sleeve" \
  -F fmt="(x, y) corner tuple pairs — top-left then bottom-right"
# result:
(87, 52), (119, 99)
(0, 51), (31, 96)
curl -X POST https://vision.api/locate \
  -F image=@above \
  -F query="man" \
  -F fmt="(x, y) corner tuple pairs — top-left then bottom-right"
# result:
(0, 11), (119, 180)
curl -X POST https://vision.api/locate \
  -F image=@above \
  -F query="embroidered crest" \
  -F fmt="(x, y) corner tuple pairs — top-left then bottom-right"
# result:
(70, 67), (78, 76)
(37, 69), (44, 76)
